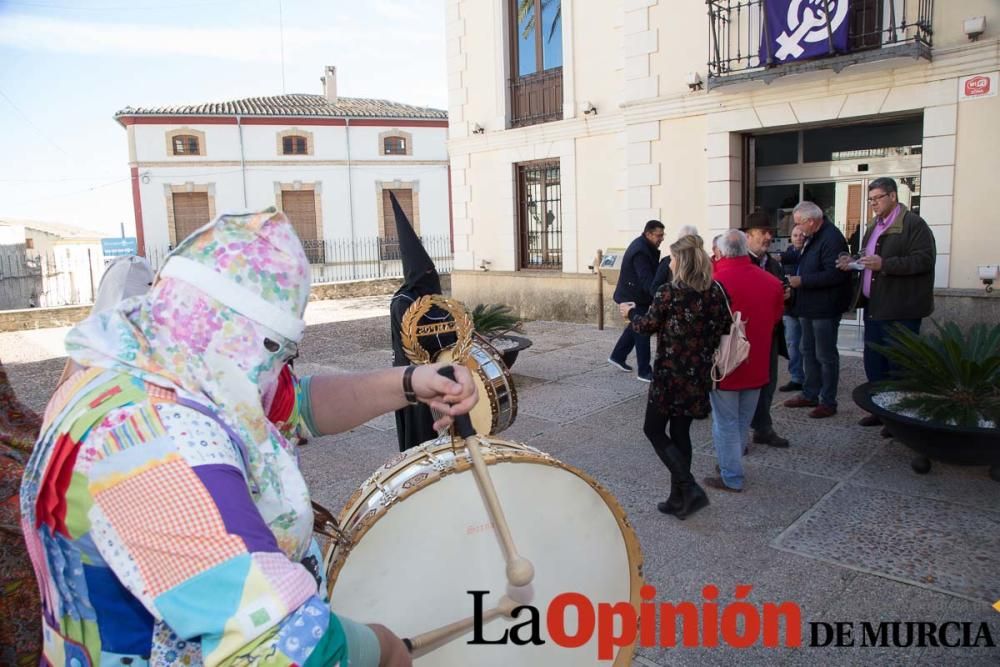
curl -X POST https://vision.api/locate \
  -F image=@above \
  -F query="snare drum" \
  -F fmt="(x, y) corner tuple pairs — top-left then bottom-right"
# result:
(322, 435), (643, 666)
(435, 336), (517, 435)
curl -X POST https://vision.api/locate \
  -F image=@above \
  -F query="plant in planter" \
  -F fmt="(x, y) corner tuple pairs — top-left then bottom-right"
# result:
(468, 303), (532, 368)
(852, 321), (1000, 480)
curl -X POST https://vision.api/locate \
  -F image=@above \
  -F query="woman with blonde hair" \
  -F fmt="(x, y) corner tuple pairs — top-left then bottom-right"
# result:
(620, 234), (731, 519)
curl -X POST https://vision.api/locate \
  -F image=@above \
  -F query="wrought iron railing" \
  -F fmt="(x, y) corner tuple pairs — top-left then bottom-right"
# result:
(151, 236), (453, 278)
(0, 236), (455, 310)
(707, 0), (933, 87)
(510, 67), (564, 128)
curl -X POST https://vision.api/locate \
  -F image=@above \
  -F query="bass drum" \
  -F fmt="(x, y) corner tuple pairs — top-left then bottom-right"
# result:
(323, 435), (643, 666)
(435, 337), (517, 435)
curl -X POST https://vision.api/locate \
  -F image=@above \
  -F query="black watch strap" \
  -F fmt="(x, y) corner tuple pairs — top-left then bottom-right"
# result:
(402, 365), (419, 405)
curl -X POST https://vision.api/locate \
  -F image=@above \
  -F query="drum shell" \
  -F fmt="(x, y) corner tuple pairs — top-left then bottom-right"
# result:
(435, 338), (517, 435)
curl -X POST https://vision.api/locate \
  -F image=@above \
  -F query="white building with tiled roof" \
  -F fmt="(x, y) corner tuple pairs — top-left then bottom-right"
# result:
(116, 66), (450, 277)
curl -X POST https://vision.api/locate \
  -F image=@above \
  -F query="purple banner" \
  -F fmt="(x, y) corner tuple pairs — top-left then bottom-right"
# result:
(760, 0), (851, 65)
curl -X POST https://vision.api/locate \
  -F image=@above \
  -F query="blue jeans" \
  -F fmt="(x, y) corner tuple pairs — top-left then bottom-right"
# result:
(863, 316), (922, 383)
(710, 388), (760, 490)
(611, 304), (651, 377)
(799, 317), (841, 408)
(783, 315), (804, 384)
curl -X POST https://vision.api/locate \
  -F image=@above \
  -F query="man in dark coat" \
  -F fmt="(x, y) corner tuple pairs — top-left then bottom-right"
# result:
(784, 201), (852, 419)
(838, 176), (936, 428)
(743, 211), (790, 448)
(609, 220), (664, 382)
(389, 193), (456, 451)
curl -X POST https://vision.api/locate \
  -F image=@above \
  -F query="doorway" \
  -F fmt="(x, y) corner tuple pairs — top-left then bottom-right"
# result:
(748, 116), (923, 329)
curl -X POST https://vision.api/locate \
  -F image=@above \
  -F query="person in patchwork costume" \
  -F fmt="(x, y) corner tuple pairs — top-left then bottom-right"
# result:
(20, 209), (476, 666)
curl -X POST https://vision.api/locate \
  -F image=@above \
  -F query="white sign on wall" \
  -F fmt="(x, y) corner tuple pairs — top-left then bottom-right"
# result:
(959, 72), (998, 101)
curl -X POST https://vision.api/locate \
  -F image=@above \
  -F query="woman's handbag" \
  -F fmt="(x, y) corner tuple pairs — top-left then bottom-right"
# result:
(711, 282), (750, 383)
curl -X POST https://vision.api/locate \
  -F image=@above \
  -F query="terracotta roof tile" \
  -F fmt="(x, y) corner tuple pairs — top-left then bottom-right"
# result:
(115, 94), (447, 121)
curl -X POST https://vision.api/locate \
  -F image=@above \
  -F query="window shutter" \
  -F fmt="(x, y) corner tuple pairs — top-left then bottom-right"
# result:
(172, 192), (211, 243)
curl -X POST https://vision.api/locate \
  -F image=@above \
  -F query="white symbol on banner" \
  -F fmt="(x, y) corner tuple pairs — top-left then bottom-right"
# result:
(775, 0), (849, 61)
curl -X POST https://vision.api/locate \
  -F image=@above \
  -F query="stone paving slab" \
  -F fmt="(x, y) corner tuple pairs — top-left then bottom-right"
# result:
(849, 440), (1000, 509)
(517, 381), (636, 423)
(774, 484), (1000, 604)
(727, 422), (883, 480)
(563, 364), (652, 396)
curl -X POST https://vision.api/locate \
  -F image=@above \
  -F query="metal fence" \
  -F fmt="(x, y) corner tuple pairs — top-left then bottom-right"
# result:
(1, 235), (454, 310)
(0, 245), (102, 310)
(148, 235), (454, 283)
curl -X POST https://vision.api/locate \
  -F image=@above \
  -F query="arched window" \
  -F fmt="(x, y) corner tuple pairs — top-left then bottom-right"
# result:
(282, 135), (308, 155)
(172, 135), (200, 155)
(383, 135), (407, 155)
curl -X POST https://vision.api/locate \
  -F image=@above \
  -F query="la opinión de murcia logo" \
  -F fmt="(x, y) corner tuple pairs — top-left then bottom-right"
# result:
(466, 587), (997, 659)
(775, 0), (849, 61)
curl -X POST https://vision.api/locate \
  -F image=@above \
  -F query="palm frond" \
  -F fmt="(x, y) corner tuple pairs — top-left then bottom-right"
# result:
(872, 320), (1000, 428)
(469, 303), (524, 338)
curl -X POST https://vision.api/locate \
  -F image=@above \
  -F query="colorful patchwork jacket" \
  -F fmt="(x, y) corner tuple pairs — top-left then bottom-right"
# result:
(20, 368), (377, 666)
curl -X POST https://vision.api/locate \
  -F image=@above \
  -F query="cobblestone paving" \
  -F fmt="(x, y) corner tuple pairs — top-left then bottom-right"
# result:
(2, 312), (998, 666)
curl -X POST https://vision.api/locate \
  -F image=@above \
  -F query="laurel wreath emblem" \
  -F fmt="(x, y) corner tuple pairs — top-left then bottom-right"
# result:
(401, 295), (475, 365)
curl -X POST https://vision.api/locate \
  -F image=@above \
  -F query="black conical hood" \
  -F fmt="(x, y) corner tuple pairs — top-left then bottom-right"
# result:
(392, 191), (441, 295)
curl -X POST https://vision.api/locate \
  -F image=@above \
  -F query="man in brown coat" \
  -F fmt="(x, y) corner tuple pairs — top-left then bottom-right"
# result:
(838, 177), (936, 428)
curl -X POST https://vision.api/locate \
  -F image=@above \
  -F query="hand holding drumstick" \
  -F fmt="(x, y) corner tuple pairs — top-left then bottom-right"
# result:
(437, 366), (535, 587)
(404, 595), (518, 658)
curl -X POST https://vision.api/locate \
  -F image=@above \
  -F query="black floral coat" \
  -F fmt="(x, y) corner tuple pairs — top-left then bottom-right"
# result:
(629, 281), (732, 418)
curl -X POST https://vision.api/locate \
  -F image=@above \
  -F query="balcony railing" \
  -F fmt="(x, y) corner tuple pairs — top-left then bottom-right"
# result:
(707, 0), (933, 88)
(510, 67), (563, 128)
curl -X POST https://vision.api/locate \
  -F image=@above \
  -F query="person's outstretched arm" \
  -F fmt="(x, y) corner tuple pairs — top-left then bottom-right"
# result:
(303, 362), (477, 436)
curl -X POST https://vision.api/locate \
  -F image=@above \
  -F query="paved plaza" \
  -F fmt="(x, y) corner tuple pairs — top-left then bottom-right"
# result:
(2, 296), (998, 666)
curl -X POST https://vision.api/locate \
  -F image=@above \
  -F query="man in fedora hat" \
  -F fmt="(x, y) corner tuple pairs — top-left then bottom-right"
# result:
(742, 209), (790, 449)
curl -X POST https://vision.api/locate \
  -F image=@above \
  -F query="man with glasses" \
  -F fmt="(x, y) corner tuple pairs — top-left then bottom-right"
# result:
(838, 176), (936, 429)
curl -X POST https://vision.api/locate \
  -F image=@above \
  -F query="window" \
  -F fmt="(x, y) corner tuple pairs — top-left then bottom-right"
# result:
(509, 0), (563, 128)
(24, 238), (34, 250)
(380, 188), (416, 260)
(282, 135), (308, 155)
(172, 192), (211, 242)
(172, 135), (200, 156)
(383, 136), (407, 155)
(516, 160), (561, 270)
(281, 190), (322, 263)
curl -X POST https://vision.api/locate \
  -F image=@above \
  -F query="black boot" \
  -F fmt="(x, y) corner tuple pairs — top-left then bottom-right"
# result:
(674, 481), (710, 520)
(657, 477), (682, 515)
(659, 443), (694, 514)
(652, 441), (695, 516)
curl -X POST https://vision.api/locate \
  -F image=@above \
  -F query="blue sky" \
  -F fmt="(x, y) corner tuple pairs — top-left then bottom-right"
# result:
(0, 0), (447, 235)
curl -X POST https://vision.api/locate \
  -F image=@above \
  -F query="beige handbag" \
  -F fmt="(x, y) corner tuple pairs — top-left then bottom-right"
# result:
(711, 282), (751, 383)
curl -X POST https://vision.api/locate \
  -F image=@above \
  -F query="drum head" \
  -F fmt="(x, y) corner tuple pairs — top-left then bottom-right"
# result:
(327, 442), (641, 665)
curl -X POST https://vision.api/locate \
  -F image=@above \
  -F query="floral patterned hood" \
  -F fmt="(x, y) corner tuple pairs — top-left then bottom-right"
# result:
(63, 209), (314, 558)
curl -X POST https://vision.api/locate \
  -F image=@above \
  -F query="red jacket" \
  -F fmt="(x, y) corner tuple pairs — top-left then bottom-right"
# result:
(712, 256), (784, 391)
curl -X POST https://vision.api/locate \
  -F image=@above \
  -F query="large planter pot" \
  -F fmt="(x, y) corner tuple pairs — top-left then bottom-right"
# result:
(485, 334), (533, 369)
(852, 382), (1000, 480)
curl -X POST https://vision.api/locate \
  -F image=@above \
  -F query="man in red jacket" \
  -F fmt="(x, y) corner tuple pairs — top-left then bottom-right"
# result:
(706, 230), (785, 492)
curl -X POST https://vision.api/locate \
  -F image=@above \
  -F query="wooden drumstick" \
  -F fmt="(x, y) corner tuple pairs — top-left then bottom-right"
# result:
(438, 366), (535, 587)
(405, 595), (518, 658)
